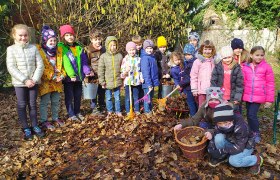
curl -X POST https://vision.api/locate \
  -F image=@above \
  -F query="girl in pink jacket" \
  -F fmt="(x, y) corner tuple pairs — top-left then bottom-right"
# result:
(242, 46), (275, 143)
(190, 40), (216, 107)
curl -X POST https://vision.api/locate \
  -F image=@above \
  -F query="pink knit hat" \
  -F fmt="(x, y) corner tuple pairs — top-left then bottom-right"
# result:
(59, 24), (75, 37)
(126, 41), (136, 52)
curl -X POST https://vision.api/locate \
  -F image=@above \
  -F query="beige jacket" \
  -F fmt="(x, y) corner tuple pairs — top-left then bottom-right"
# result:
(6, 43), (44, 87)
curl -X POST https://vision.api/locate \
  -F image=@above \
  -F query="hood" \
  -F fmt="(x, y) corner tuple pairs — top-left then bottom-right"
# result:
(105, 36), (118, 53)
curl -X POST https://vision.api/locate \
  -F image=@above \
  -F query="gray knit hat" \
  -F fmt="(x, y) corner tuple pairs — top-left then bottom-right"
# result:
(143, 39), (154, 49)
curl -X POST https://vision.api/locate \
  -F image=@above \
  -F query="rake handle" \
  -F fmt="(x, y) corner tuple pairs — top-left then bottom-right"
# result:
(165, 87), (179, 98)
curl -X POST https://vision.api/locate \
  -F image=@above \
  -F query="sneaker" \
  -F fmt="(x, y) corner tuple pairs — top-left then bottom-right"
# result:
(116, 112), (123, 118)
(106, 112), (113, 119)
(209, 157), (228, 167)
(54, 119), (65, 127)
(42, 121), (55, 131)
(92, 108), (102, 115)
(32, 126), (45, 138)
(76, 113), (85, 121)
(145, 112), (153, 118)
(135, 112), (141, 115)
(23, 128), (33, 141)
(250, 154), (263, 175)
(70, 115), (79, 121)
(253, 132), (261, 143)
(277, 110), (280, 120)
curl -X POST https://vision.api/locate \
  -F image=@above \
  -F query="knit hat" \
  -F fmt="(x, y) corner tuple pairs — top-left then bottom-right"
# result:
(143, 39), (154, 49)
(188, 32), (200, 41)
(126, 41), (136, 52)
(205, 87), (224, 108)
(220, 46), (233, 59)
(59, 24), (75, 37)
(213, 103), (234, 123)
(183, 43), (196, 56)
(157, 36), (167, 47)
(41, 25), (56, 44)
(231, 38), (244, 50)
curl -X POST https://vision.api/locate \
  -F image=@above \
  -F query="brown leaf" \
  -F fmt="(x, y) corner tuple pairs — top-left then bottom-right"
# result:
(143, 143), (152, 154)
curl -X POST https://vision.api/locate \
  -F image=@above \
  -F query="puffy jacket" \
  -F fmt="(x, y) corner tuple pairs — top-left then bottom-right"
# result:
(171, 65), (189, 90)
(84, 44), (106, 75)
(211, 61), (244, 102)
(121, 54), (142, 86)
(190, 54), (215, 94)
(98, 36), (123, 89)
(242, 60), (275, 103)
(140, 51), (159, 88)
(6, 43), (44, 87)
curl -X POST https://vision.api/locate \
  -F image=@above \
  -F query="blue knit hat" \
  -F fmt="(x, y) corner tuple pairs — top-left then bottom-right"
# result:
(188, 32), (200, 41)
(183, 43), (196, 56)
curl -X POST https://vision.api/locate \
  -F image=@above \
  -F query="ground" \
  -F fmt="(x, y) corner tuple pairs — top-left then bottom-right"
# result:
(0, 87), (280, 179)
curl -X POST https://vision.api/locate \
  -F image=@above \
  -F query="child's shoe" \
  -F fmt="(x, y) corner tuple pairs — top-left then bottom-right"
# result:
(32, 126), (45, 138)
(209, 157), (228, 167)
(23, 128), (33, 141)
(249, 154), (263, 175)
(106, 112), (113, 119)
(76, 113), (85, 121)
(135, 111), (141, 115)
(145, 112), (153, 118)
(116, 112), (123, 118)
(54, 119), (65, 127)
(42, 121), (55, 131)
(70, 115), (79, 121)
(92, 108), (102, 115)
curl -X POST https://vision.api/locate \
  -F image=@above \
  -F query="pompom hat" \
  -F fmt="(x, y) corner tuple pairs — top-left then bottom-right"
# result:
(126, 41), (136, 52)
(59, 24), (75, 37)
(220, 46), (233, 59)
(143, 39), (154, 49)
(41, 25), (56, 44)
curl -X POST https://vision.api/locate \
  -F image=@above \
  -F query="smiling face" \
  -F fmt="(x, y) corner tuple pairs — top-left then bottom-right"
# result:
(159, 46), (167, 54)
(90, 37), (102, 50)
(109, 41), (117, 54)
(233, 48), (243, 56)
(145, 46), (153, 54)
(222, 56), (233, 65)
(64, 33), (75, 44)
(202, 47), (213, 57)
(251, 49), (265, 65)
(13, 28), (29, 44)
(46, 37), (57, 47)
(172, 56), (181, 66)
(128, 47), (136, 57)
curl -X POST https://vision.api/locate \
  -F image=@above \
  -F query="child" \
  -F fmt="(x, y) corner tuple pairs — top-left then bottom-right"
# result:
(37, 25), (65, 130)
(183, 44), (198, 116)
(58, 24), (92, 121)
(231, 38), (250, 64)
(121, 42), (142, 115)
(6, 24), (45, 140)
(132, 35), (143, 57)
(84, 29), (106, 115)
(242, 46), (275, 143)
(188, 32), (200, 57)
(205, 104), (263, 175)
(211, 46), (243, 113)
(154, 36), (171, 99)
(140, 39), (159, 117)
(98, 36), (123, 117)
(190, 40), (216, 107)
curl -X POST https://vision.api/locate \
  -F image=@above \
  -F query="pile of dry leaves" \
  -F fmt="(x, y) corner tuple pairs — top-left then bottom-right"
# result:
(0, 90), (280, 179)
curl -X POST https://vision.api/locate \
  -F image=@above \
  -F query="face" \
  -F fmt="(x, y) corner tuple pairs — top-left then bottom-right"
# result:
(128, 48), (136, 57)
(173, 56), (181, 66)
(189, 39), (198, 47)
(136, 43), (142, 51)
(90, 37), (102, 49)
(251, 49), (265, 64)
(46, 37), (57, 47)
(222, 56), (233, 65)
(233, 48), (243, 56)
(184, 54), (193, 60)
(13, 28), (29, 44)
(202, 47), (213, 57)
(64, 33), (75, 44)
(217, 121), (233, 128)
(159, 46), (167, 54)
(109, 41), (117, 53)
(145, 47), (153, 54)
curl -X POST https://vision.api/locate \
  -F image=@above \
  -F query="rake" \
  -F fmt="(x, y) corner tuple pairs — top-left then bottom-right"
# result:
(158, 87), (179, 111)
(134, 89), (152, 105)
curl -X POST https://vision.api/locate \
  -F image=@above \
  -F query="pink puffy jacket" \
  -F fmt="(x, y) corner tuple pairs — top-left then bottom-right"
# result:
(242, 59), (275, 103)
(190, 55), (215, 95)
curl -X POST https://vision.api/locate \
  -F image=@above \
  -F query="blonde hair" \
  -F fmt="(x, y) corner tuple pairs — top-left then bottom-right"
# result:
(11, 24), (30, 39)
(170, 51), (184, 69)
(132, 35), (142, 44)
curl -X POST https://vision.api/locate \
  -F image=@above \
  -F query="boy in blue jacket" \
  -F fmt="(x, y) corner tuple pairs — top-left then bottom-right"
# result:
(140, 40), (159, 117)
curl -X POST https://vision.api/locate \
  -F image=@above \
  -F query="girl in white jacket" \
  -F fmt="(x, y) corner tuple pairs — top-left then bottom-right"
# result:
(6, 24), (45, 140)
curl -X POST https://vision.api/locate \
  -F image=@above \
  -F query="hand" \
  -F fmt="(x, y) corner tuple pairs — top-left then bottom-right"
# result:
(86, 71), (94, 77)
(205, 132), (213, 140)
(165, 74), (170, 78)
(125, 65), (131, 72)
(264, 102), (272, 108)
(233, 101), (239, 105)
(71, 77), (76, 82)
(25, 79), (35, 88)
(102, 84), (106, 89)
(193, 92), (198, 96)
(174, 124), (182, 131)
(176, 85), (181, 89)
(162, 75), (166, 78)
(56, 76), (63, 82)
(140, 79), (144, 83)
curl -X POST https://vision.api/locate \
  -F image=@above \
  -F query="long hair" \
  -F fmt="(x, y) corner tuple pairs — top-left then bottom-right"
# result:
(170, 51), (184, 69)
(198, 40), (216, 57)
(248, 46), (265, 63)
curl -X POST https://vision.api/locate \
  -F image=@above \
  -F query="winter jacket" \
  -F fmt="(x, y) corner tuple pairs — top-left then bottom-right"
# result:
(154, 50), (170, 79)
(211, 61), (244, 102)
(140, 51), (160, 88)
(121, 54), (142, 86)
(57, 42), (91, 82)
(171, 65), (189, 90)
(84, 44), (106, 75)
(98, 36), (123, 89)
(242, 60), (275, 103)
(6, 42), (44, 87)
(190, 54), (215, 94)
(37, 45), (66, 96)
(207, 115), (255, 157)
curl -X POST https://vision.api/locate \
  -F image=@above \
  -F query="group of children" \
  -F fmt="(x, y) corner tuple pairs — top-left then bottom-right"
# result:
(6, 23), (275, 174)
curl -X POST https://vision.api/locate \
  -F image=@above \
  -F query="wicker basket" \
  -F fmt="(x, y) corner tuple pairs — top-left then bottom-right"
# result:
(174, 126), (208, 160)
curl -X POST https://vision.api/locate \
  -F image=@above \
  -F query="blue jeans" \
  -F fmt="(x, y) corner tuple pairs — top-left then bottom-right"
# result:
(90, 84), (105, 109)
(105, 87), (121, 113)
(246, 102), (261, 133)
(184, 89), (198, 117)
(143, 88), (154, 113)
(40, 91), (60, 122)
(64, 81), (82, 117)
(125, 85), (140, 113)
(214, 133), (257, 167)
